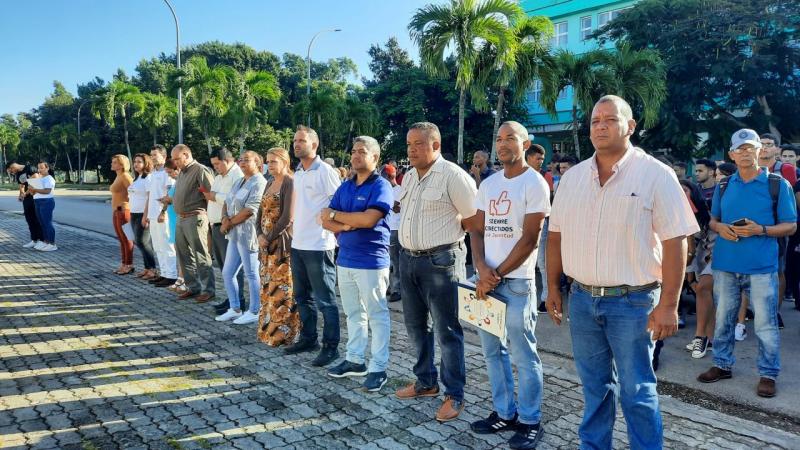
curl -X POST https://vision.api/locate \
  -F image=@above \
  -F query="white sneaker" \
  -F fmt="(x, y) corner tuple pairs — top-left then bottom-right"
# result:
(22, 240), (37, 248)
(686, 337), (701, 351)
(40, 244), (57, 252)
(215, 309), (242, 322)
(34, 241), (48, 250)
(735, 323), (747, 341)
(232, 310), (258, 325)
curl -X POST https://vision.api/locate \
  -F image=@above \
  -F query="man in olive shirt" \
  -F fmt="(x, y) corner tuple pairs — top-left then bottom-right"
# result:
(171, 144), (215, 303)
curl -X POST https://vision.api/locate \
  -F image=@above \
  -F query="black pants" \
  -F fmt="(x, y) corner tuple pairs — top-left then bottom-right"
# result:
(22, 195), (43, 242)
(786, 232), (800, 306)
(130, 212), (156, 269)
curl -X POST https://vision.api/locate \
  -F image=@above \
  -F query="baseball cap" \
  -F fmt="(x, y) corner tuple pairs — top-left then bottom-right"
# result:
(382, 164), (396, 176)
(730, 129), (762, 151)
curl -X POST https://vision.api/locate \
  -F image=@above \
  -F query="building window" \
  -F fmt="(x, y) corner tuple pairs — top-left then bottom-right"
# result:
(551, 21), (568, 48)
(598, 7), (632, 28)
(531, 79), (542, 104)
(580, 16), (592, 41)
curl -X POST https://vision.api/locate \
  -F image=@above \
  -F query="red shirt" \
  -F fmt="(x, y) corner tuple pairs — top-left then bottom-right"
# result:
(771, 162), (798, 186)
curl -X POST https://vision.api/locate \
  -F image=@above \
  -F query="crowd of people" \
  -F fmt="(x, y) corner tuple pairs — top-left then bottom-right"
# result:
(5, 93), (798, 450)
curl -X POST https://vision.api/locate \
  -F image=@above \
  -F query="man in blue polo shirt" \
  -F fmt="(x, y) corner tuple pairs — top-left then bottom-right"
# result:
(320, 135), (394, 392)
(698, 129), (797, 399)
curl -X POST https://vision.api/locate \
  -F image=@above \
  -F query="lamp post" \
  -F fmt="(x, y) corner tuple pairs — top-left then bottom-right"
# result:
(76, 99), (89, 184)
(306, 28), (341, 126)
(164, 0), (184, 144)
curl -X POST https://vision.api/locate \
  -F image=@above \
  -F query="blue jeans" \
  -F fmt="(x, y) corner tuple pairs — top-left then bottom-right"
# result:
(478, 278), (543, 425)
(569, 284), (662, 450)
(712, 270), (780, 378)
(291, 248), (339, 346)
(535, 218), (549, 302)
(400, 242), (467, 401)
(34, 198), (55, 243)
(338, 266), (391, 372)
(222, 238), (261, 315)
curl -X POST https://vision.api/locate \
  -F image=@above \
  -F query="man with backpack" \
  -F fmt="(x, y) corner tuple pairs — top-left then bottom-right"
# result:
(697, 129), (797, 398)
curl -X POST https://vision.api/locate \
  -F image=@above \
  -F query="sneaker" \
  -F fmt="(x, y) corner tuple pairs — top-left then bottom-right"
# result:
(215, 309), (242, 322)
(22, 240), (37, 248)
(362, 371), (388, 392)
(686, 336), (702, 351)
(33, 241), (48, 250)
(777, 313), (784, 330)
(508, 422), (544, 450)
(470, 411), (518, 434)
(691, 336), (710, 359)
(327, 360), (368, 378)
(697, 366), (732, 383)
(735, 323), (747, 341)
(41, 243), (57, 252)
(311, 344), (340, 367)
(232, 311), (258, 325)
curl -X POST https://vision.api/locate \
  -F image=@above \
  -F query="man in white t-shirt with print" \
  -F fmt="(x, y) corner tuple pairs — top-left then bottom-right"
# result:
(468, 121), (550, 450)
(382, 164), (403, 303)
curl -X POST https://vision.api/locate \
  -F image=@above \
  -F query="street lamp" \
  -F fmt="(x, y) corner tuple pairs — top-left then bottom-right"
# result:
(306, 28), (341, 126)
(164, 0), (184, 144)
(76, 99), (90, 184)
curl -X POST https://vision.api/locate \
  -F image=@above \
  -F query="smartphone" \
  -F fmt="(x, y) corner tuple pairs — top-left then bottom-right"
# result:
(732, 218), (747, 226)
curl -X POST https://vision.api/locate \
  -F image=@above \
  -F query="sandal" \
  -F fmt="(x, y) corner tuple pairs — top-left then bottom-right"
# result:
(117, 266), (135, 275)
(136, 270), (149, 278)
(168, 278), (185, 292)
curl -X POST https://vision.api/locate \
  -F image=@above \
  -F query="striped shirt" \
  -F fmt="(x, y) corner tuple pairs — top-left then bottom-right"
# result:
(549, 146), (699, 287)
(398, 156), (478, 251)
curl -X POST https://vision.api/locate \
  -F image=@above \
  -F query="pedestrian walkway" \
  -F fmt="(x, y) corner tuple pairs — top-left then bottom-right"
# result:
(0, 212), (797, 449)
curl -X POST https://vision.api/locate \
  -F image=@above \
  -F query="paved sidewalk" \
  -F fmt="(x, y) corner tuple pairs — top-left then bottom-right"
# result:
(0, 212), (797, 449)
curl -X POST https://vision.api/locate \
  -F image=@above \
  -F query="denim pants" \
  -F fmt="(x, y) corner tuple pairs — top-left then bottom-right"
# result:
(222, 238), (261, 315)
(212, 224), (245, 306)
(478, 278), (543, 425)
(291, 248), (340, 346)
(400, 242), (467, 401)
(389, 230), (401, 295)
(569, 284), (662, 450)
(712, 270), (780, 379)
(34, 198), (55, 243)
(338, 266), (391, 372)
(535, 218), (549, 302)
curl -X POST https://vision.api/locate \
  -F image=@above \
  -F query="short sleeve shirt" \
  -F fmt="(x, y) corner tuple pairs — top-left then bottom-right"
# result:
(292, 156), (342, 251)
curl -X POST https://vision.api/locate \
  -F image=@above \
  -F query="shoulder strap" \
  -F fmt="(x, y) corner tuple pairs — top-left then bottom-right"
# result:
(767, 173), (782, 223)
(718, 175), (731, 200)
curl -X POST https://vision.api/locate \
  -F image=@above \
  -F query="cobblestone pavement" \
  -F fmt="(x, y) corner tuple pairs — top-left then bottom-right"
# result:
(1, 212), (798, 450)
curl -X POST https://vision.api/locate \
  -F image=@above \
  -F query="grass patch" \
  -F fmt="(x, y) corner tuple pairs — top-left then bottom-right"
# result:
(165, 437), (184, 450)
(81, 440), (101, 450)
(196, 437), (212, 449)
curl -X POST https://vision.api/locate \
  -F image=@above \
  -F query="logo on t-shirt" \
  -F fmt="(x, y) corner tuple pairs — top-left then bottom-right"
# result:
(488, 191), (511, 216)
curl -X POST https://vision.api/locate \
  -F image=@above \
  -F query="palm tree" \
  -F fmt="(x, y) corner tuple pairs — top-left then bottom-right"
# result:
(540, 49), (613, 158)
(409, 0), (522, 164)
(225, 69), (281, 153)
(0, 122), (20, 184)
(91, 80), (144, 163)
(48, 124), (77, 182)
(293, 80), (346, 155)
(606, 41), (666, 129)
(472, 15), (553, 162)
(172, 56), (230, 153)
(343, 91), (380, 152)
(138, 93), (176, 145)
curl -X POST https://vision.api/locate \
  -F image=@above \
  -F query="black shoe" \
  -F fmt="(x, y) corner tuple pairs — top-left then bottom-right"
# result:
(362, 372), (388, 392)
(284, 339), (320, 355)
(778, 313), (784, 329)
(327, 360), (367, 378)
(389, 292), (402, 303)
(470, 411), (518, 434)
(154, 277), (177, 287)
(509, 422), (544, 450)
(537, 302), (547, 313)
(311, 344), (339, 367)
(213, 299), (231, 315)
(148, 276), (166, 284)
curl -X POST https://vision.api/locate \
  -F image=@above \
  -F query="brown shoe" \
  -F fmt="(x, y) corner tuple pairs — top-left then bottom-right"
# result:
(697, 366), (732, 383)
(177, 291), (197, 300)
(195, 293), (215, 304)
(757, 377), (776, 398)
(435, 396), (464, 422)
(395, 382), (440, 400)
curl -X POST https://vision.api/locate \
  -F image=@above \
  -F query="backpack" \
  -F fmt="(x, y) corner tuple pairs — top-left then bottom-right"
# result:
(719, 172), (787, 258)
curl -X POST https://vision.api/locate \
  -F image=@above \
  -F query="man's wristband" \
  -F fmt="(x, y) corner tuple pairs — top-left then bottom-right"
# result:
(762, 225), (768, 236)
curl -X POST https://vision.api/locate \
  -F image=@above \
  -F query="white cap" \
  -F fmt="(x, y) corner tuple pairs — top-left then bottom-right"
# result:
(730, 129), (762, 151)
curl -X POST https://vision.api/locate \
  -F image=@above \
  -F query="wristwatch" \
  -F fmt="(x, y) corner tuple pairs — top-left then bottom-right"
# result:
(329, 210), (337, 220)
(762, 225), (768, 235)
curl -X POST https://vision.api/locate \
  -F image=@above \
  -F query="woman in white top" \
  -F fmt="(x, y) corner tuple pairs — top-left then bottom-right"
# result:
(26, 162), (57, 251)
(129, 153), (158, 279)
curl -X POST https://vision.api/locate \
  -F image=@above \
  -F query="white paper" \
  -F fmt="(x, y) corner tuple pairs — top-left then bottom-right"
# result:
(27, 177), (43, 189)
(122, 222), (135, 241)
(457, 283), (507, 341)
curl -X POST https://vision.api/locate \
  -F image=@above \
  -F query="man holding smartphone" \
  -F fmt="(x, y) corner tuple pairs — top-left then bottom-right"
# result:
(698, 129), (797, 399)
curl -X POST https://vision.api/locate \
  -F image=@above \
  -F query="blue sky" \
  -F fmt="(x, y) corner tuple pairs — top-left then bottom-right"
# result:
(0, 0), (431, 116)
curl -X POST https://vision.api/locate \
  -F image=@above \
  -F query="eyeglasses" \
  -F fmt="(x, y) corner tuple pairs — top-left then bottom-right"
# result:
(732, 147), (757, 154)
(762, 142), (776, 148)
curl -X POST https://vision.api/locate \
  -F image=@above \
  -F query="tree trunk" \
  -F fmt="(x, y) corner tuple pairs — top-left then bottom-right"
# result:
(572, 96), (580, 159)
(0, 144), (5, 184)
(64, 147), (74, 183)
(153, 130), (158, 146)
(489, 87), (506, 164)
(345, 120), (355, 153)
(756, 95), (781, 140)
(122, 110), (132, 165)
(317, 113), (323, 157)
(458, 88), (466, 164)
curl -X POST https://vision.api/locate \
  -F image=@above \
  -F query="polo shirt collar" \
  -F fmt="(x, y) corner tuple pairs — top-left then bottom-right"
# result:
(350, 171), (381, 185)
(731, 168), (767, 184)
(297, 156), (322, 172)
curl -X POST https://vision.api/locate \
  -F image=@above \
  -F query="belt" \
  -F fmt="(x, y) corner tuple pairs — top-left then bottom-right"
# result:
(402, 242), (459, 257)
(178, 211), (205, 219)
(574, 281), (660, 298)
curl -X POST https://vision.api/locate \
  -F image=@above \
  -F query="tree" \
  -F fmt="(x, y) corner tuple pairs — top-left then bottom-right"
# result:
(472, 15), (552, 162)
(0, 118), (21, 184)
(138, 93), (176, 145)
(91, 80), (144, 163)
(409, 0), (522, 163)
(48, 123), (77, 182)
(343, 90), (380, 151)
(174, 56), (230, 153)
(225, 69), (282, 152)
(606, 41), (666, 129)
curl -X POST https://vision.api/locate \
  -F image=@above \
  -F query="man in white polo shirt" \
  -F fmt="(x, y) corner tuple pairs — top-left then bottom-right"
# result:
(285, 125), (342, 368)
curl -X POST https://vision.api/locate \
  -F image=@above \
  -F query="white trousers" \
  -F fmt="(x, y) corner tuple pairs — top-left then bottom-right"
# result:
(149, 219), (177, 279)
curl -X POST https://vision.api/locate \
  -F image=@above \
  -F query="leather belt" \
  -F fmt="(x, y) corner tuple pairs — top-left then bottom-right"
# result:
(574, 281), (660, 298)
(402, 242), (459, 257)
(178, 211), (205, 219)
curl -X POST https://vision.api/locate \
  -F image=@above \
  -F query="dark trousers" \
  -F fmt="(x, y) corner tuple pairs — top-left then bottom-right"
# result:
(400, 242), (467, 401)
(389, 230), (401, 295)
(291, 248), (340, 346)
(130, 212), (156, 269)
(22, 195), (43, 242)
(211, 223), (245, 307)
(786, 232), (800, 307)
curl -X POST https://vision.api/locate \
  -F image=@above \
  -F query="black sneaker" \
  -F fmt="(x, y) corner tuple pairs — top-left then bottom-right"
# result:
(284, 339), (320, 355)
(470, 411), (518, 434)
(327, 360), (367, 378)
(311, 344), (339, 367)
(537, 302), (547, 313)
(509, 422), (544, 450)
(777, 313), (784, 329)
(362, 371), (388, 392)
